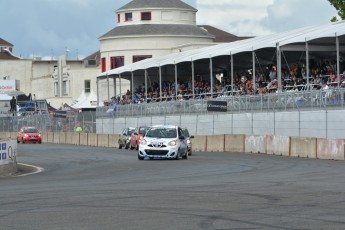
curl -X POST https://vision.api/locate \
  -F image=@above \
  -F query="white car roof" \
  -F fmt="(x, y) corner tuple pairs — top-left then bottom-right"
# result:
(150, 125), (177, 129)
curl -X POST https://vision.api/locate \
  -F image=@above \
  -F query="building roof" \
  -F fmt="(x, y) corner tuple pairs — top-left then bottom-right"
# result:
(0, 38), (13, 47)
(198, 25), (252, 43)
(100, 24), (215, 39)
(0, 50), (19, 60)
(117, 0), (197, 12)
(83, 50), (100, 61)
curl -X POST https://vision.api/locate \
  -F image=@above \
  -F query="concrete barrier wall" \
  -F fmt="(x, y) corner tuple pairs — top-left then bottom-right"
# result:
(245, 135), (266, 154)
(53, 132), (60, 144)
(42, 133), (48, 143)
(225, 134), (244, 153)
(317, 138), (344, 160)
(65, 132), (72, 145)
(0, 139), (18, 177)
(88, 133), (98, 147)
(47, 132), (54, 143)
(267, 136), (290, 156)
(98, 134), (109, 147)
(109, 134), (119, 148)
(71, 133), (80, 145)
(59, 133), (66, 145)
(80, 133), (88, 146)
(290, 137), (317, 159)
(192, 136), (206, 152)
(206, 135), (224, 152)
(10, 132), (17, 139)
(4, 130), (345, 161)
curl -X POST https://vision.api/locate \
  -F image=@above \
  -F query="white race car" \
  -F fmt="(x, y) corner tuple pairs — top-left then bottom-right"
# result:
(138, 125), (188, 160)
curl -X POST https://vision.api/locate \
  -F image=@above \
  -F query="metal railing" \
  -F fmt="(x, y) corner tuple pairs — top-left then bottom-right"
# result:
(97, 89), (345, 118)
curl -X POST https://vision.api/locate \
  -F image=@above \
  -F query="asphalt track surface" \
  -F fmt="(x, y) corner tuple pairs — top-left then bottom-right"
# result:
(1, 144), (345, 230)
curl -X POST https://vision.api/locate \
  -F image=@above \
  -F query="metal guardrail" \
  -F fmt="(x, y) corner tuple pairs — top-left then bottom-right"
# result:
(1, 89), (344, 133)
(97, 89), (345, 118)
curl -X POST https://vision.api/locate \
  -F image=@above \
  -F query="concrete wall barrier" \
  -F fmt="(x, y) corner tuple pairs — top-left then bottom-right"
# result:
(59, 133), (66, 145)
(109, 134), (119, 148)
(97, 134), (109, 147)
(192, 136), (207, 152)
(65, 132), (72, 145)
(317, 138), (344, 160)
(41, 133), (48, 143)
(207, 135), (225, 152)
(267, 136), (290, 156)
(225, 134), (244, 153)
(53, 132), (60, 144)
(5, 132), (11, 139)
(47, 132), (54, 143)
(10, 132), (17, 139)
(0, 139), (18, 177)
(71, 133), (80, 145)
(290, 137), (317, 159)
(245, 135), (266, 154)
(88, 133), (98, 147)
(80, 133), (88, 146)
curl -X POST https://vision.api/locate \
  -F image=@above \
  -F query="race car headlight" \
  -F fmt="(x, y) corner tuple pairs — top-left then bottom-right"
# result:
(168, 140), (177, 146)
(24, 134), (29, 138)
(187, 139), (191, 144)
(140, 139), (147, 145)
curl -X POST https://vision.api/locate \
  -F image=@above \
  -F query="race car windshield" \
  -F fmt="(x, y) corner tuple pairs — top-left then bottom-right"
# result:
(146, 128), (177, 138)
(24, 128), (39, 133)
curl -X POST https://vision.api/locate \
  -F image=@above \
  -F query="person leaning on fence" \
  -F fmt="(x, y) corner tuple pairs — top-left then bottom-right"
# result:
(75, 126), (83, 133)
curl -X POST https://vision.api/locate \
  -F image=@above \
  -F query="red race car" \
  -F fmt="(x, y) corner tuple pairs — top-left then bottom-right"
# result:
(17, 126), (42, 144)
(130, 126), (149, 150)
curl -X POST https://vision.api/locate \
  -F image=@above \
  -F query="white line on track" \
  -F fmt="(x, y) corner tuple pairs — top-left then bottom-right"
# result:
(17, 163), (44, 177)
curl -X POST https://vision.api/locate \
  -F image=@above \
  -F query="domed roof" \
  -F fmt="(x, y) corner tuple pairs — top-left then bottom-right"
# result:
(117, 0), (197, 12)
(100, 24), (214, 40)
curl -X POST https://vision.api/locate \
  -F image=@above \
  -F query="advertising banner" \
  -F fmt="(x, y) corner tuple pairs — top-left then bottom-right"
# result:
(0, 140), (17, 165)
(207, 100), (227, 112)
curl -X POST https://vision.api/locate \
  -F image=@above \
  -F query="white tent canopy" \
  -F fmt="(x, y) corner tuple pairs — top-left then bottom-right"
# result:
(97, 20), (345, 78)
(72, 90), (98, 109)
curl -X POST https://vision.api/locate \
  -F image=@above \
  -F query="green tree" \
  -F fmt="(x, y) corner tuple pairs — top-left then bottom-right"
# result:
(328, 0), (345, 21)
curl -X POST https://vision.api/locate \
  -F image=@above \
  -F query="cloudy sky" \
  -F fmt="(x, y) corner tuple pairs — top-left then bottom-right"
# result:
(0, 0), (338, 60)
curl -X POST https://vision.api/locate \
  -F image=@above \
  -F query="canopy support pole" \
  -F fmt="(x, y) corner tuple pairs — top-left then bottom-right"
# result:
(131, 72), (134, 101)
(114, 76), (117, 98)
(145, 70), (148, 103)
(336, 35), (340, 88)
(175, 64), (178, 99)
(159, 66), (162, 100)
(252, 51), (256, 93)
(277, 44), (282, 92)
(306, 41), (310, 86)
(230, 54), (234, 95)
(192, 61), (195, 99)
(210, 58), (213, 96)
(119, 74), (122, 98)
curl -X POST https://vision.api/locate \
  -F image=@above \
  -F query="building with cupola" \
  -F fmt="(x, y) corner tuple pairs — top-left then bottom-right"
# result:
(0, 0), (248, 109)
(97, 0), (248, 101)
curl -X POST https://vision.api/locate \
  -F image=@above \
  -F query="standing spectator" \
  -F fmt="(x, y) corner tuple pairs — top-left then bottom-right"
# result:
(28, 93), (32, 101)
(10, 96), (16, 113)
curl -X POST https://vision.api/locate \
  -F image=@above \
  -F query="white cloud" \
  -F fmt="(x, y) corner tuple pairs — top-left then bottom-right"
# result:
(195, 0), (338, 37)
(196, 0), (274, 36)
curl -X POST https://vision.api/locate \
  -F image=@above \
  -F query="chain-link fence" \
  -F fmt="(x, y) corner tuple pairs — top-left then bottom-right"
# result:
(0, 110), (96, 133)
(1, 89), (345, 135)
(97, 89), (345, 118)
